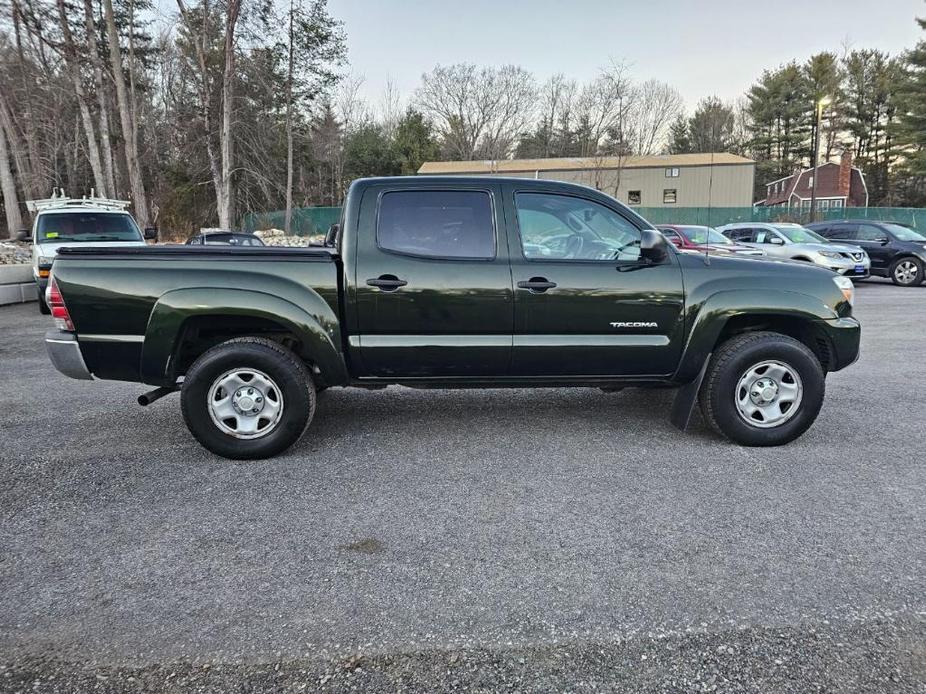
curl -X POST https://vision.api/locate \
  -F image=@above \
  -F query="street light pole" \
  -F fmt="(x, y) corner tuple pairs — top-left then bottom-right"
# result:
(809, 96), (832, 223)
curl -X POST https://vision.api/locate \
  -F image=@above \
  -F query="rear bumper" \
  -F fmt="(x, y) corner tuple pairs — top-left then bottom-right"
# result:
(821, 317), (861, 372)
(45, 330), (93, 380)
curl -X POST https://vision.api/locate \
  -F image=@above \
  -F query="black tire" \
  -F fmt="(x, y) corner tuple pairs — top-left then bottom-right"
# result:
(889, 256), (924, 286)
(698, 331), (825, 446)
(38, 295), (50, 315)
(181, 337), (316, 459)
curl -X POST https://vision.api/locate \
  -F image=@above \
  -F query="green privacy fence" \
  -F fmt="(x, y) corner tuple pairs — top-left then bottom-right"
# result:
(241, 205), (926, 234)
(635, 206), (926, 230)
(240, 206), (341, 236)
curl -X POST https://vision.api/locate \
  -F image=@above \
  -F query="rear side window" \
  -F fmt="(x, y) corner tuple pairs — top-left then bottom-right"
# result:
(824, 225), (856, 240)
(377, 190), (495, 259)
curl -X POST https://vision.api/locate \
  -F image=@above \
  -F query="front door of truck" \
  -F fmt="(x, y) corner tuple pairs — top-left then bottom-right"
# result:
(353, 183), (513, 377)
(503, 186), (685, 377)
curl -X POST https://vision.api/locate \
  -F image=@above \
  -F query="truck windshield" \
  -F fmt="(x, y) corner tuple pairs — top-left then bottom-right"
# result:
(36, 212), (143, 243)
(773, 225), (827, 244)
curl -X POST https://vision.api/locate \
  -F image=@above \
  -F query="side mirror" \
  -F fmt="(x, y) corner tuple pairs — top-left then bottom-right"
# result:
(668, 237), (683, 247)
(877, 237), (889, 245)
(143, 227), (158, 241)
(324, 223), (340, 248)
(769, 237), (784, 245)
(640, 229), (669, 264)
(15, 228), (31, 242)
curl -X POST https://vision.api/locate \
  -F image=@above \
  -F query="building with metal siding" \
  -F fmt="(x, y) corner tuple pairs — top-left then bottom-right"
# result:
(417, 153), (756, 208)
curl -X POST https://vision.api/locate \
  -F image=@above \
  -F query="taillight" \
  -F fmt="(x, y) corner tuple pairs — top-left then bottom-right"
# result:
(48, 278), (75, 331)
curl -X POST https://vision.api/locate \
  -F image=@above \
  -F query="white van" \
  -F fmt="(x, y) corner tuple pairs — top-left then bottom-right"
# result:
(23, 191), (155, 313)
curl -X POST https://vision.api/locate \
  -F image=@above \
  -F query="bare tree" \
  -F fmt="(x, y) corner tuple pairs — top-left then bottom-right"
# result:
(83, 0), (115, 196)
(103, 0), (149, 226)
(218, 0), (240, 228)
(0, 119), (23, 235)
(379, 77), (402, 140)
(625, 79), (683, 155)
(416, 63), (537, 160)
(55, 0), (107, 196)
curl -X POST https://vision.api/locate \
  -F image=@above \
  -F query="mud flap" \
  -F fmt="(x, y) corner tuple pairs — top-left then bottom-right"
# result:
(669, 353), (711, 431)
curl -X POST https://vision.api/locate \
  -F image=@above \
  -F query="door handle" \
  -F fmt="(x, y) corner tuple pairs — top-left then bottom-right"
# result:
(366, 275), (408, 291)
(517, 277), (557, 293)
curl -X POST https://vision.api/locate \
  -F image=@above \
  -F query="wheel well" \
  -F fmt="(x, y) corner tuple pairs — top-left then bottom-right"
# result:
(791, 256), (813, 262)
(714, 314), (833, 371)
(891, 254), (923, 266)
(171, 315), (323, 383)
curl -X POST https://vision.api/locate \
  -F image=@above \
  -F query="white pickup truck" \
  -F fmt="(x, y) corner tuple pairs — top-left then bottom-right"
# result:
(21, 191), (156, 313)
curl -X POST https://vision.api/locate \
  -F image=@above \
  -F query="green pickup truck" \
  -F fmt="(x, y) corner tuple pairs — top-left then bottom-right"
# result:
(45, 176), (860, 459)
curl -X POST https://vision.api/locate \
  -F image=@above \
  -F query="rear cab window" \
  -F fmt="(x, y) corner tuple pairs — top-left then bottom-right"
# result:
(376, 190), (495, 259)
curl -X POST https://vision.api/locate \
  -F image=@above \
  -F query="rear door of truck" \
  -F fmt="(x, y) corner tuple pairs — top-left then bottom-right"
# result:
(349, 180), (513, 377)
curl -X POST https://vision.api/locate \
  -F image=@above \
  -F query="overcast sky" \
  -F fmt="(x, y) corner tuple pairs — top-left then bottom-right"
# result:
(327, 0), (924, 112)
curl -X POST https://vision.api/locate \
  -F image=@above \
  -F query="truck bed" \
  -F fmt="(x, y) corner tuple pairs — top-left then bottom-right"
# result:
(53, 245), (342, 383)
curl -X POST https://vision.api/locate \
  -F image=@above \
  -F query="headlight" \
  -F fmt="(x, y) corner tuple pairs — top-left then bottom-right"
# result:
(833, 276), (854, 305)
(819, 251), (841, 259)
(37, 255), (52, 266)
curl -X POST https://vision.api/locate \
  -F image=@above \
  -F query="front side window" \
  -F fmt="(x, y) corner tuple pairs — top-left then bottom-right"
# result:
(36, 212), (143, 243)
(377, 190), (495, 259)
(515, 193), (642, 262)
(881, 223), (925, 241)
(856, 224), (890, 242)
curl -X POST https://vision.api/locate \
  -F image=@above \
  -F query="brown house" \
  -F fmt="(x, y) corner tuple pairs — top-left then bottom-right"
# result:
(755, 151), (868, 211)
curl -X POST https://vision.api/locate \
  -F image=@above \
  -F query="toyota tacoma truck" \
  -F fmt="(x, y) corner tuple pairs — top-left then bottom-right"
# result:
(44, 177), (860, 459)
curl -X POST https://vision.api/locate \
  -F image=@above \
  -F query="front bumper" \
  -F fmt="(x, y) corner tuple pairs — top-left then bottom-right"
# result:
(820, 317), (861, 372)
(45, 330), (93, 380)
(819, 257), (870, 279)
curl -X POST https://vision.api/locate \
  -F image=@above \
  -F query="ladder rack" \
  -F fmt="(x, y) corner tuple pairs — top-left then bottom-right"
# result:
(26, 188), (131, 213)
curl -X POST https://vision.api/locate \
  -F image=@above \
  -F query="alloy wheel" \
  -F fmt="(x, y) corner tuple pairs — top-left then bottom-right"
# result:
(894, 260), (919, 285)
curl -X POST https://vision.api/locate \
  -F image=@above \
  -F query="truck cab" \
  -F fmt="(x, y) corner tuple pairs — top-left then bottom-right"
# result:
(24, 191), (154, 313)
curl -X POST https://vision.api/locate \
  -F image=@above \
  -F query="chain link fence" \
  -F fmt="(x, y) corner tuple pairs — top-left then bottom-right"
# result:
(241, 205), (926, 235)
(240, 207), (341, 237)
(636, 206), (926, 230)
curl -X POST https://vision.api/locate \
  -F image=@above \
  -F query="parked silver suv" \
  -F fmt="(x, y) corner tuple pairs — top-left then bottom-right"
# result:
(717, 222), (870, 279)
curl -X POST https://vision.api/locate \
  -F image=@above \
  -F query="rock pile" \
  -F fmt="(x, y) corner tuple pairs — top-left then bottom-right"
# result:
(253, 229), (325, 247)
(0, 241), (31, 265)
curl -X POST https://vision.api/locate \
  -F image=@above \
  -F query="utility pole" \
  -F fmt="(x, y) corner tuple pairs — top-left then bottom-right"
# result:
(809, 96), (832, 223)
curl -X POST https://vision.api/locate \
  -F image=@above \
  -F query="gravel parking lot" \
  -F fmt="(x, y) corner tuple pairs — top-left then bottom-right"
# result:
(1, 280), (924, 692)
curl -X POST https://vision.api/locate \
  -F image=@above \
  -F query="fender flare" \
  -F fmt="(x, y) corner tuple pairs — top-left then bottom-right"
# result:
(140, 287), (348, 386)
(673, 288), (838, 385)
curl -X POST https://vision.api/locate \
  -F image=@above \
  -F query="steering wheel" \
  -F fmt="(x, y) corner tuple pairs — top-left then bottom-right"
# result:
(563, 234), (585, 259)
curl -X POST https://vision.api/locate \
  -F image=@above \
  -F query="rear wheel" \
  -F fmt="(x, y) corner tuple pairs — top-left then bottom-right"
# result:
(181, 337), (315, 459)
(699, 332), (825, 446)
(890, 257), (923, 286)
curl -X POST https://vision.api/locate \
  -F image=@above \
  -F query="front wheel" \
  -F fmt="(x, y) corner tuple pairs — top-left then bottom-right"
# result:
(699, 332), (825, 446)
(181, 337), (316, 459)
(890, 257), (923, 286)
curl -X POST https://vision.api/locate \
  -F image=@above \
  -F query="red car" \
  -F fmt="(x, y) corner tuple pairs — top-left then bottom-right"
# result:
(657, 225), (765, 257)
